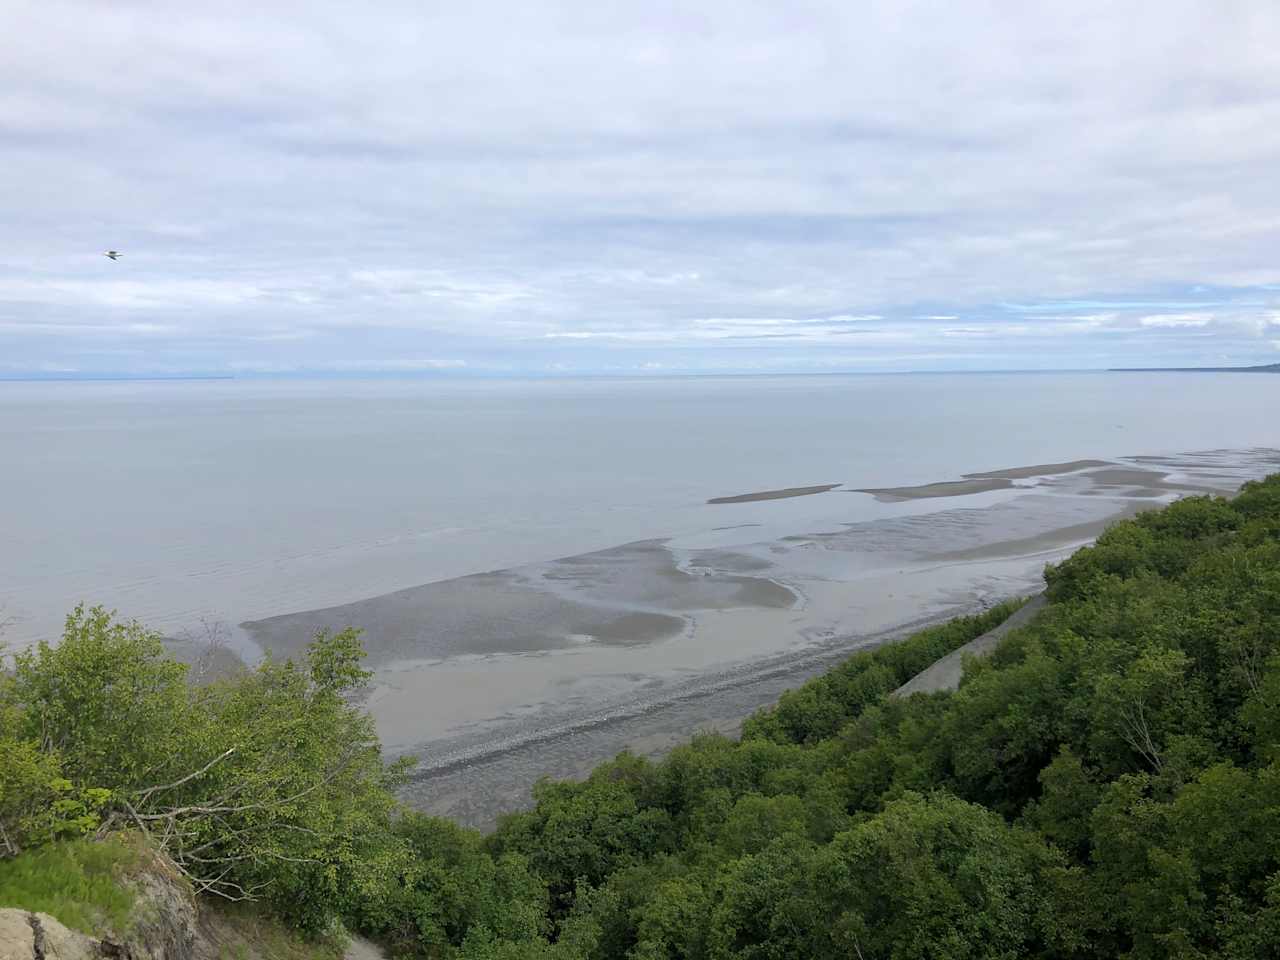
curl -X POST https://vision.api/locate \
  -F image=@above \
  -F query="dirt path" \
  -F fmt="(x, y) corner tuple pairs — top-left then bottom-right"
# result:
(891, 594), (1048, 698)
(345, 935), (388, 960)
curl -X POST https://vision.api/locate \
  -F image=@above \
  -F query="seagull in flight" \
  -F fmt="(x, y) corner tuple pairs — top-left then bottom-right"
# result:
(104, 250), (121, 261)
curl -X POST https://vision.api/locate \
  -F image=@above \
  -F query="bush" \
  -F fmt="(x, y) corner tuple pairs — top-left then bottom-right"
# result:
(3, 607), (411, 934)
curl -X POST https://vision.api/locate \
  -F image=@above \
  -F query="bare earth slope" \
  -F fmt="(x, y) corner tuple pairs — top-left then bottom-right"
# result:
(891, 593), (1049, 698)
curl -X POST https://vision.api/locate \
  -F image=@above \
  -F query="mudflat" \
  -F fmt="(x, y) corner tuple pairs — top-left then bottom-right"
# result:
(231, 449), (1280, 829)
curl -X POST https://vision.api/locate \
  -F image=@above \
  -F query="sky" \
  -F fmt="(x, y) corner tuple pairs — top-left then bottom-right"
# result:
(3, 1), (1280, 377)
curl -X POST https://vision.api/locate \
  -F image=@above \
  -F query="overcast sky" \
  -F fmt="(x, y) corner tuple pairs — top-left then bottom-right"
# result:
(3, 1), (1279, 376)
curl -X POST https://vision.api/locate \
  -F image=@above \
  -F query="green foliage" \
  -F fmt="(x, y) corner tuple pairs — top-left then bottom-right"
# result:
(371, 813), (547, 957)
(0, 674), (112, 853)
(2, 610), (413, 936)
(740, 598), (1027, 745)
(164, 628), (413, 932)
(11, 604), (192, 791)
(706, 793), (1067, 960)
(0, 835), (146, 936)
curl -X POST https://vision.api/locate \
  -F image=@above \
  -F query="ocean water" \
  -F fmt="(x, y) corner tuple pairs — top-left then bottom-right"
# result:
(1, 371), (1277, 653)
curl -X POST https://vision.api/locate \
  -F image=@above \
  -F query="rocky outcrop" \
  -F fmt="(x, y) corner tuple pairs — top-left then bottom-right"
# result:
(0, 843), (382, 960)
(0, 851), (196, 960)
(117, 864), (197, 960)
(0, 909), (100, 960)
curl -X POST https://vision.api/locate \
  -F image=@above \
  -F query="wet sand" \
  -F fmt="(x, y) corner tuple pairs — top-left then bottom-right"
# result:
(854, 477), (1014, 501)
(927, 504), (1149, 562)
(854, 459), (1118, 501)
(964, 459), (1112, 480)
(234, 448), (1279, 829)
(244, 539), (795, 666)
(399, 603), (992, 830)
(708, 484), (842, 504)
(855, 458), (1247, 505)
(1072, 467), (1222, 497)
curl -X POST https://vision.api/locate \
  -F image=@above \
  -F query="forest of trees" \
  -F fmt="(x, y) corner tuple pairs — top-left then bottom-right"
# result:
(3, 473), (1280, 959)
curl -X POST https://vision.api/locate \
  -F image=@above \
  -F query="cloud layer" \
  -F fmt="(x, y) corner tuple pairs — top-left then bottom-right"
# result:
(3, 0), (1280, 374)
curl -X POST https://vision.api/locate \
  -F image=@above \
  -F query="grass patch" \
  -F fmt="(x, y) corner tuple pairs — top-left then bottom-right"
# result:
(0, 835), (148, 936)
(201, 901), (346, 960)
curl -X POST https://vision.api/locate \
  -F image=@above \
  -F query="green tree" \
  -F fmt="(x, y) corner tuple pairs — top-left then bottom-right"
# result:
(12, 604), (191, 791)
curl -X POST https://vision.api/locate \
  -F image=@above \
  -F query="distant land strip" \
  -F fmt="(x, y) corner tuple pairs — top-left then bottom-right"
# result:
(1110, 362), (1280, 372)
(708, 483), (841, 504)
(855, 459), (1113, 502)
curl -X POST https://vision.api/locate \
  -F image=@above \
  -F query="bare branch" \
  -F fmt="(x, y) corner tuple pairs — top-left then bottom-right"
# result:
(0, 821), (17, 859)
(1118, 701), (1163, 773)
(131, 747), (360, 821)
(133, 748), (237, 805)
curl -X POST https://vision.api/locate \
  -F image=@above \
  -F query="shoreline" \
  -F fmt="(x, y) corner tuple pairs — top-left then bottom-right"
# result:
(386, 451), (1280, 828)
(397, 588), (1035, 830)
(159, 449), (1280, 828)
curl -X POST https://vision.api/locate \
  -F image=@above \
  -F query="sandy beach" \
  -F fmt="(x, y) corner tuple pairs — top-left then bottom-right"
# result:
(216, 448), (1280, 828)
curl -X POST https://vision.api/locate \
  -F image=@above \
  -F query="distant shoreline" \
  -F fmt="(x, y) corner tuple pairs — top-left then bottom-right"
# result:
(4, 365), (1277, 383)
(0, 375), (236, 382)
(1109, 363), (1280, 373)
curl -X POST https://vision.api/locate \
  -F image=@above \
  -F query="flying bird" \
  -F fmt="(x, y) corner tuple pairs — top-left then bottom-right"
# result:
(104, 250), (121, 260)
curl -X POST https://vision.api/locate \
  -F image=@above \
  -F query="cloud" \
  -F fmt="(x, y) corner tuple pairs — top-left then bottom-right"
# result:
(1139, 314), (1214, 328)
(3, 1), (1280, 373)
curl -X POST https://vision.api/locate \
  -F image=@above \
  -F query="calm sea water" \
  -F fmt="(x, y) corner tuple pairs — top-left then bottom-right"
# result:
(2, 372), (1276, 647)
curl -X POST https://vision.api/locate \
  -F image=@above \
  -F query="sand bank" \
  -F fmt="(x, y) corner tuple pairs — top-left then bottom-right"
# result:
(926, 503), (1150, 562)
(242, 539), (796, 665)
(708, 484), (841, 504)
(855, 457), (1247, 505)
(964, 459), (1111, 480)
(852, 459), (1118, 501)
(854, 477), (1014, 501)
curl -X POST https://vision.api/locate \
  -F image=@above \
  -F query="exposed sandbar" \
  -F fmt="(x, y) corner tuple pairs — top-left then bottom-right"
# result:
(241, 539), (795, 667)
(964, 459), (1112, 480)
(853, 458), (1213, 503)
(1077, 467), (1228, 497)
(708, 484), (840, 504)
(854, 477), (1014, 502)
(924, 504), (1149, 562)
(243, 568), (688, 663)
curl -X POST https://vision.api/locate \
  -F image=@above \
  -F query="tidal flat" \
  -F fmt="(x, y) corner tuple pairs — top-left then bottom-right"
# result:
(238, 448), (1280, 828)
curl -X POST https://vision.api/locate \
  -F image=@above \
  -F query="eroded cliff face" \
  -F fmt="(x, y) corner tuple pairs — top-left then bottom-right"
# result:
(0, 851), (197, 960)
